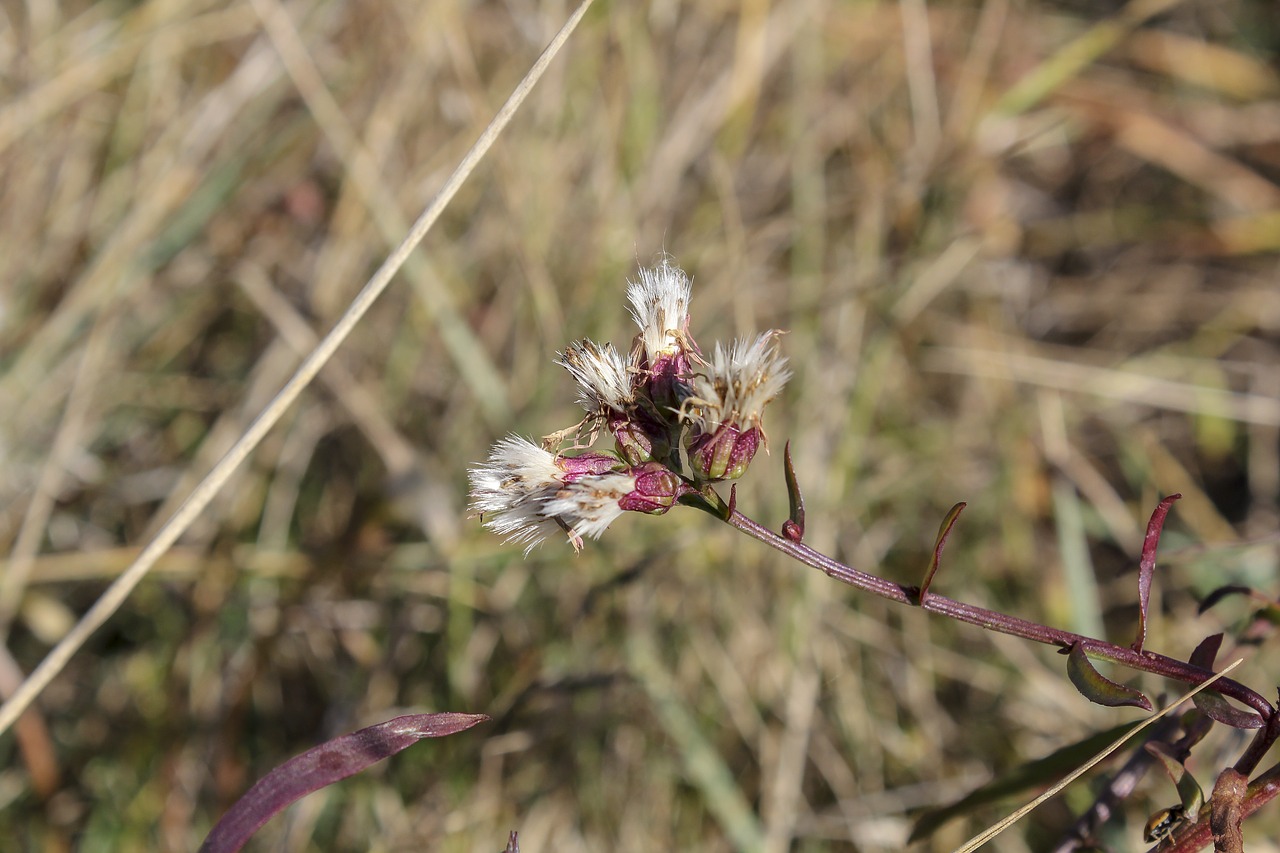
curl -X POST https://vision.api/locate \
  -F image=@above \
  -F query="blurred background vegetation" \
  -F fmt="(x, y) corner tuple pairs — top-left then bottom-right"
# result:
(2, 0), (1279, 850)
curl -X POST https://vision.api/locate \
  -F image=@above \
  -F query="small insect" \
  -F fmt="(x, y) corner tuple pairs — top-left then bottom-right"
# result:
(1143, 805), (1188, 844)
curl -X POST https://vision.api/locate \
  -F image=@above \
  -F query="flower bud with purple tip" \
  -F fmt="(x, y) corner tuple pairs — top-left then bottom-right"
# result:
(683, 332), (790, 482)
(618, 462), (684, 514)
(687, 424), (762, 482)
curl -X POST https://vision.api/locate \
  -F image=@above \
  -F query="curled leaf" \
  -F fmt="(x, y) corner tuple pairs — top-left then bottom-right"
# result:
(1145, 740), (1188, 785)
(1066, 644), (1153, 711)
(782, 441), (805, 542)
(1198, 585), (1255, 615)
(1188, 635), (1263, 730)
(1144, 724), (1208, 824)
(1133, 494), (1180, 653)
(920, 502), (966, 603)
(199, 713), (489, 853)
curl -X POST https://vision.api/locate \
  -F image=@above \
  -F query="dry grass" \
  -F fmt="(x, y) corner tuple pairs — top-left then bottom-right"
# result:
(2, 0), (1279, 850)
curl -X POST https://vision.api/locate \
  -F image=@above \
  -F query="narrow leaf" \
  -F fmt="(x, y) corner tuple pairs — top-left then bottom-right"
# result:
(1176, 766), (1205, 816)
(1188, 634), (1263, 729)
(950, 660), (1244, 853)
(1145, 740), (1187, 785)
(1133, 494), (1180, 653)
(908, 722), (1137, 841)
(1144, 742), (1205, 815)
(200, 713), (489, 853)
(1188, 633), (1223, 671)
(505, 830), (520, 853)
(1198, 585), (1254, 615)
(920, 502), (966, 602)
(782, 441), (805, 542)
(1066, 644), (1153, 711)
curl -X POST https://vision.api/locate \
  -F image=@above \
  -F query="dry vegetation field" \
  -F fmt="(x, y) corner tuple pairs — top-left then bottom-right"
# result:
(2, 0), (1280, 850)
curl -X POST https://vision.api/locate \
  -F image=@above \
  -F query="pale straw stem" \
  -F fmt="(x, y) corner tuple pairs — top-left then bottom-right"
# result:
(0, 0), (597, 738)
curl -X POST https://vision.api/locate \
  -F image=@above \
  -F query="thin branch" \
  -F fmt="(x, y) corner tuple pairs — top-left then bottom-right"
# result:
(725, 508), (1275, 722)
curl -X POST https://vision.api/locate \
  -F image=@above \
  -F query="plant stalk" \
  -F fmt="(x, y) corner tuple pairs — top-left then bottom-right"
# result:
(724, 508), (1276, 728)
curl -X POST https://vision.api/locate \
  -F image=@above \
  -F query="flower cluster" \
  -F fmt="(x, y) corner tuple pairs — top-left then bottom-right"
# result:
(469, 259), (790, 551)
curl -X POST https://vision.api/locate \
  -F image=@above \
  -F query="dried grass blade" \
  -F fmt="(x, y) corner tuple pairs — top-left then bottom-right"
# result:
(950, 658), (1244, 853)
(0, 0), (597, 739)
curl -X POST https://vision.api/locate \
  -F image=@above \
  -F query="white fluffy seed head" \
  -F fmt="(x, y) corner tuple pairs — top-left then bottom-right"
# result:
(468, 436), (636, 553)
(686, 332), (790, 432)
(627, 259), (691, 363)
(556, 339), (634, 414)
(468, 436), (561, 508)
(467, 436), (564, 551)
(542, 472), (636, 545)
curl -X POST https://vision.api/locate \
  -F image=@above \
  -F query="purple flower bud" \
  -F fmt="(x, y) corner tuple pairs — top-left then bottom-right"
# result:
(557, 453), (623, 479)
(618, 462), (681, 514)
(608, 414), (656, 466)
(654, 356), (701, 419)
(687, 424), (760, 482)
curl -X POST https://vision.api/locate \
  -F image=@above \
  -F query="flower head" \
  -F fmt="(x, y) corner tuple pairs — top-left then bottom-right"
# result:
(469, 436), (673, 553)
(686, 332), (790, 436)
(556, 339), (634, 416)
(683, 332), (790, 481)
(470, 258), (789, 549)
(627, 259), (696, 413)
(540, 472), (635, 545)
(627, 259), (692, 366)
(467, 436), (567, 551)
(468, 435), (563, 508)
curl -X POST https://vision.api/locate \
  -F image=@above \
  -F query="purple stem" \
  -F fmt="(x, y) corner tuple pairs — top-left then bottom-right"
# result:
(1159, 758), (1280, 852)
(725, 508), (1276, 738)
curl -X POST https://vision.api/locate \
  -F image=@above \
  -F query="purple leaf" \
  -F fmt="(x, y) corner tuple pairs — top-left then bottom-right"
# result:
(1066, 643), (1153, 711)
(200, 712), (489, 853)
(505, 830), (520, 853)
(782, 441), (805, 542)
(1133, 494), (1180, 653)
(1188, 635), (1263, 730)
(919, 502), (966, 603)
(1188, 633), (1224, 670)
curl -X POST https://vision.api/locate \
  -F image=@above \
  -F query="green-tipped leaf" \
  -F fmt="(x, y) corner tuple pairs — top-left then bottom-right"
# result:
(1143, 741), (1205, 813)
(1145, 740), (1187, 784)
(1177, 768), (1205, 815)
(1066, 644), (1153, 710)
